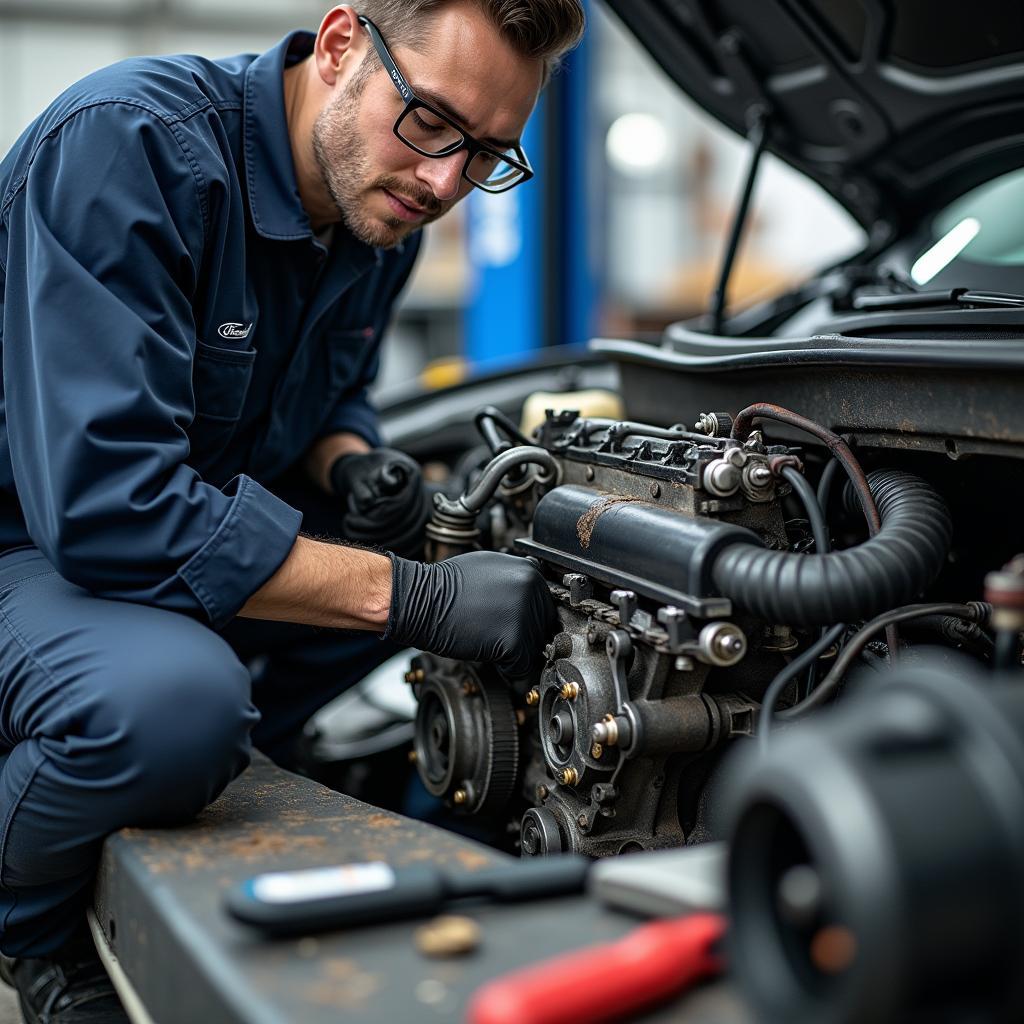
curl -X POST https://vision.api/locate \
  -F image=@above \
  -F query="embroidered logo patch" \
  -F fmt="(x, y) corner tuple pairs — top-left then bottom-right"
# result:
(218, 322), (253, 340)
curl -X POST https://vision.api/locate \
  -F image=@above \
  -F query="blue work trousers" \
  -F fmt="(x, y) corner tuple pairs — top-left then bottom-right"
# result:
(0, 515), (393, 956)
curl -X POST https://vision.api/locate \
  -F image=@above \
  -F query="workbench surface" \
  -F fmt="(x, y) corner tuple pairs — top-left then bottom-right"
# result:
(94, 754), (751, 1023)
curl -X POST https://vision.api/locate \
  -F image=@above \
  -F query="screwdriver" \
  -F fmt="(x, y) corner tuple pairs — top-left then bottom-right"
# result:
(225, 855), (591, 936)
(467, 912), (726, 1024)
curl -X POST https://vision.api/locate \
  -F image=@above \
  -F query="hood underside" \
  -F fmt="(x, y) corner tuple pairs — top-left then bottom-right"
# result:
(602, 0), (1024, 232)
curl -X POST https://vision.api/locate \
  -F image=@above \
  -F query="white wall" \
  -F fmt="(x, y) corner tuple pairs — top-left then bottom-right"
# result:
(0, 0), (329, 153)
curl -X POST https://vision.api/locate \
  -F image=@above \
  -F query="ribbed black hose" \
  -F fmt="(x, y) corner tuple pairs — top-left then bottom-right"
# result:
(712, 470), (952, 626)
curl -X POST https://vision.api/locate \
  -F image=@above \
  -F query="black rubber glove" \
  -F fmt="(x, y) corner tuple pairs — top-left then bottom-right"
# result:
(329, 448), (432, 559)
(385, 551), (558, 683)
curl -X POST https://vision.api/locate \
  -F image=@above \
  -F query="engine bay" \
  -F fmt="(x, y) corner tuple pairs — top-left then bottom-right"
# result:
(402, 393), (1008, 859)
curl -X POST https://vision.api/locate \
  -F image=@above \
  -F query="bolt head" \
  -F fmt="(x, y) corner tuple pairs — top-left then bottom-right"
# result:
(714, 632), (747, 660)
(535, 785), (549, 801)
(577, 814), (588, 828)
(649, 482), (661, 499)
(453, 789), (468, 806)
(408, 749), (418, 764)
(591, 743), (603, 759)
(705, 460), (741, 497)
(525, 688), (540, 707)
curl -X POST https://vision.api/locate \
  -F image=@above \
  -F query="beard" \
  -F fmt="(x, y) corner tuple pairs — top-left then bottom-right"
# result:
(311, 74), (446, 249)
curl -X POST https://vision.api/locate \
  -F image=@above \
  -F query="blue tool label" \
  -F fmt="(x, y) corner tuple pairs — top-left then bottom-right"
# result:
(251, 863), (396, 904)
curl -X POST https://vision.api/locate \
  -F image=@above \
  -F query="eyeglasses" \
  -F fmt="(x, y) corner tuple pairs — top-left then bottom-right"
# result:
(357, 15), (534, 194)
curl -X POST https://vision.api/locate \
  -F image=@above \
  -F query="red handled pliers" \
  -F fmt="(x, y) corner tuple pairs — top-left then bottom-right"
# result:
(467, 912), (727, 1024)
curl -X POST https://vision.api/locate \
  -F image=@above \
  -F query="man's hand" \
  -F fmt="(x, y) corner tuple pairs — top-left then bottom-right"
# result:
(329, 448), (432, 558)
(386, 551), (558, 683)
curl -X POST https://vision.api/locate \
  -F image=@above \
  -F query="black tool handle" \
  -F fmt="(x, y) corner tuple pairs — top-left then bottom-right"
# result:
(444, 854), (591, 901)
(225, 855), (592, 936)
(225, 863), (444, 935)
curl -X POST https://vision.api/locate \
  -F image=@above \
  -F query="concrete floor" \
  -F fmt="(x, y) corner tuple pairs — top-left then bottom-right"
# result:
(0, 985), (19, 1023)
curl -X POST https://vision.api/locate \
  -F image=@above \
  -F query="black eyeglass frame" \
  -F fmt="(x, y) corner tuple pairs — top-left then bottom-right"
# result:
(357, 14), (534, 194)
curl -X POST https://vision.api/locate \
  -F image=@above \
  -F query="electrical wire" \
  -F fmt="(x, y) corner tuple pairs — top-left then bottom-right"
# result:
(816, 456), (842, 515)
(731, 404), (880, 532)
(731, 404), (901, 659)
(758, 623), (847, 752)
(781, 465), (829, 555)
(780, 602), (990, 720)
(780, 465), (832, 698)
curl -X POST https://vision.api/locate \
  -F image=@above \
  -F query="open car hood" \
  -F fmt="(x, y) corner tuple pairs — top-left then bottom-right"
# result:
(602, 0), (1024, 232)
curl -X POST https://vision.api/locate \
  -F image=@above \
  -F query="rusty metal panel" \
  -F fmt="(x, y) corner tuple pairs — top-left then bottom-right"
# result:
(616, 360), (1024, 456)
(94, 753), (748, 1023)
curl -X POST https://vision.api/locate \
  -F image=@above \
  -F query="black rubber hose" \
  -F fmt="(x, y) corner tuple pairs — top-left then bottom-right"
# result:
(712, 470), (952, 626)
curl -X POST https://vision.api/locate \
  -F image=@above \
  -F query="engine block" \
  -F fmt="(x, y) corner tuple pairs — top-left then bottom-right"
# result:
(411, 411), (813, 856)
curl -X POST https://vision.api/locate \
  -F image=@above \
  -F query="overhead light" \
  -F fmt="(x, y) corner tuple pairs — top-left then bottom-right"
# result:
(605, 113), (670, 177)
(910, 217), (981, 285)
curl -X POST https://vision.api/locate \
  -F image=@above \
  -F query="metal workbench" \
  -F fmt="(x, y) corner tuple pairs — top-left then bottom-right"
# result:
(94, 753), (750, 1023)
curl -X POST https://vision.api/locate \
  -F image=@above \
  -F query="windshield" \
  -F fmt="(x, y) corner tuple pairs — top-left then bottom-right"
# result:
(911, 168), (1024, 285)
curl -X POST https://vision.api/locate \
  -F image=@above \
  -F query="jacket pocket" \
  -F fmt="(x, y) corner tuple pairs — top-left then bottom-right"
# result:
(187, 340), (257, 471)
(192, 340), (257, 421)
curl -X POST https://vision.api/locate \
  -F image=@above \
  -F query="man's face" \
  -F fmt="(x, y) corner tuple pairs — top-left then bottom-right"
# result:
(312, 4), (542, 249)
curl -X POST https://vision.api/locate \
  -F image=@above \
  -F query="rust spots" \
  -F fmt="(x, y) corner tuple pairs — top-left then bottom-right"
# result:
(453, 849), (491, 871)
(403, 848), (436, 863)
(363, 813), (402, 830)
(182, 852), (211, 872)
(306, 957), (382, 1008)
(576, 496), (641, 549)
(135, 832), (329, 874)
(222, 833), (328, 860)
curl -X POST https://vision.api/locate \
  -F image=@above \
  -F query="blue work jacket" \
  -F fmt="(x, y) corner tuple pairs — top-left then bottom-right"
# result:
(0, 32), (421, 628)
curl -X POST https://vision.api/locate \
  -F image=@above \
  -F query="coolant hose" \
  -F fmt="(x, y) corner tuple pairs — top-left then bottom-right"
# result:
(711, 470), (952, 626)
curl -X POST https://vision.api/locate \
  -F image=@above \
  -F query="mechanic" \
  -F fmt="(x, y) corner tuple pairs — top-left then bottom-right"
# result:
(0, 0), (585, 1019)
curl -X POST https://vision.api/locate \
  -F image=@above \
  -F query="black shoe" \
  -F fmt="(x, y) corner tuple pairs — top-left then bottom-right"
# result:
(0, 930), (128, 1024)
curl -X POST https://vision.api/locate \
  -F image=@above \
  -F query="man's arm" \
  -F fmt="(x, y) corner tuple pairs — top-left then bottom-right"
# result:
(238, 535), (390, 629)
(304, 432), (371, 493)
(242, 540), (558, 685)
(3, 104), (301, 628)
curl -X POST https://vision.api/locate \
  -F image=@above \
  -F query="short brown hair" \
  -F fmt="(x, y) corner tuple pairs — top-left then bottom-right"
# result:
(354, 0), (586, 81)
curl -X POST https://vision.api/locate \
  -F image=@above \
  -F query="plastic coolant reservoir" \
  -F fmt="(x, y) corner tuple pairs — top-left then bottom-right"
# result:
(520, 389), (624, 436)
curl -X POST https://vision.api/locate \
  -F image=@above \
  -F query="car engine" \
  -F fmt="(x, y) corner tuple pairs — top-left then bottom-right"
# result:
(405, 400), (971, 857)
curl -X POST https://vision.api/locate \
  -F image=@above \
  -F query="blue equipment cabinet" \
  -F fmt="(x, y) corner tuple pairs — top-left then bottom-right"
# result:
(465, 6), (601, 366)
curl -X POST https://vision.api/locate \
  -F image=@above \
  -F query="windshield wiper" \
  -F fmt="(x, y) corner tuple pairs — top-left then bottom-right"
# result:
(852, 288), (1024, 312)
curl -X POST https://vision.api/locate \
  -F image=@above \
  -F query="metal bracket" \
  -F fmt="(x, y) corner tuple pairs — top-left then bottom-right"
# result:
(657, 606), (688, 653)
(563, 573), (594, 608)
(605, 629), (632, 712)
(611, 589), (638, 629)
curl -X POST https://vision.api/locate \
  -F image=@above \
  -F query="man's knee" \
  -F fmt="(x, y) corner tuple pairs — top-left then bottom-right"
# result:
(65, 615), (258, 822)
